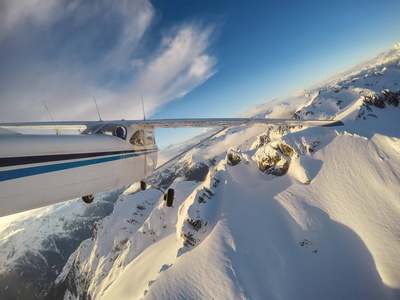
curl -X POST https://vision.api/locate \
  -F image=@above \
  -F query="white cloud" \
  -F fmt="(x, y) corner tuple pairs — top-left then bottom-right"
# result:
(0, 1), (217, 122)
(89, 24), (217, 120)
(189, 55), (215, 78)
(102, 0), (155, 71)
(125, 25), (217, 115)
(0, 0), (70, 41)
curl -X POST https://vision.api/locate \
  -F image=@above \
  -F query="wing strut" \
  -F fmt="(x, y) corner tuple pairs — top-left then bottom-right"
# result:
(140, 127), (227, 207)
(153, 126), (227, 172)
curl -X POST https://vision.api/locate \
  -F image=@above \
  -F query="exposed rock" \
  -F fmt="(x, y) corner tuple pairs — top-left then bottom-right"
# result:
(197, 187), (214, 204)
(178, 174), (220, 254)
(276, 143), (295, 157)
(253, 131), (272, 148)
(187, 219), (202, 231)
(257, 154), (281, 172)
(373, 96), (386, 108)
(181, 231), (197, 247)
(358, 89), (400, 120)
(257, 157), (290, 176)
(362, 89), (400, 108)
(183, 162), (209, 182)
(251, 126), (293, 150)
(226, 150), (241, 166)
(253, 143), (295, 177)
(308, 141), (320, 153)
(147, 159), (210, 188)
(381, 89), (400, 106)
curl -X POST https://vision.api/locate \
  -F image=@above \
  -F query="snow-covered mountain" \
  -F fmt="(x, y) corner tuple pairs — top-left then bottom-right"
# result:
(2, 43), (400, 300)
(0, 188), (124, 299)
(44, 44), (400, 300)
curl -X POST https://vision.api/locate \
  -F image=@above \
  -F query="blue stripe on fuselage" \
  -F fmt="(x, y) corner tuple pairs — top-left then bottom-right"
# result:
(0, 153), (140, 182)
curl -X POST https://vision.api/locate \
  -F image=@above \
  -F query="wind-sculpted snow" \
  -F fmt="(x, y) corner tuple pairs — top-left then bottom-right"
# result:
(144, 148), (396, 300)
(278, 131), (400, 288)
(177, 173), (224, 255)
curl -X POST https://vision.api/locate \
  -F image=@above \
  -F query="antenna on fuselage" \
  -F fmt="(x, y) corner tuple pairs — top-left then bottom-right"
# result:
(141, 94), (146, 120)
(43, 101), (61, 135)
(43, 100), (54, 122)
(93, 96), (102, 121)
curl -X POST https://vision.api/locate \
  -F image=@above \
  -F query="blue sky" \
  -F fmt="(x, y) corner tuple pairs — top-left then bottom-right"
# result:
(0, 0), (400, 146)
(150, 0), (400, 119)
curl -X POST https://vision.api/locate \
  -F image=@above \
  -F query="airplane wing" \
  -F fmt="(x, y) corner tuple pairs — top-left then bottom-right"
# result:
(0, 118), (344, 130)
(0, 121), (98, 130)
(132, 118), (344, 128)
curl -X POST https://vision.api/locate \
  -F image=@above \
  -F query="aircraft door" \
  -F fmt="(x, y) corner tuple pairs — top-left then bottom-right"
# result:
(125, 129), (146, 182)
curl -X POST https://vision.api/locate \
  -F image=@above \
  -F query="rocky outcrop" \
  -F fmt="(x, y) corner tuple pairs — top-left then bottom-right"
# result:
(226, 150), (241, 166)
(183, 161), (209, 181)
(178, 174), (221, 254)
(252, 142), (295, 176)
(357, 89), (400, 120)
(362, 89), (400, 108)
(147, 157), (211, 188)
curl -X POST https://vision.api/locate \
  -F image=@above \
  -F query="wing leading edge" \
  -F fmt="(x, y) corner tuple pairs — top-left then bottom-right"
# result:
(0, 118), (344, 130)
(0, 121), (98, 130)
(134, 118), (344, 128)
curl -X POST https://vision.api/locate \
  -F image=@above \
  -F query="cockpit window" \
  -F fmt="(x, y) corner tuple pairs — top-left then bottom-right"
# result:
(81, 123), (127, 140)
(114, 126), (127, 139)
(145, 130), (154, 144)
(130, 130), (145, 146)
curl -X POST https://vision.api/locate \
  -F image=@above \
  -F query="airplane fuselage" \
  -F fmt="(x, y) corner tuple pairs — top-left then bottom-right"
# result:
(0, 117), (344, 217)
(0, 122), (157, 217)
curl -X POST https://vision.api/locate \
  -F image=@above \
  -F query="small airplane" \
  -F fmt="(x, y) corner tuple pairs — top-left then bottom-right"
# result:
(0, 118), (343, 217)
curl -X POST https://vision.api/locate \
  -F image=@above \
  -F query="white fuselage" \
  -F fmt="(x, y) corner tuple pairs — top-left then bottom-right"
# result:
(0, 123), (157, 217)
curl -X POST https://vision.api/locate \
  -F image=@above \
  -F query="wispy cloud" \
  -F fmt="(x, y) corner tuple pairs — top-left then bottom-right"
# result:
(0, 0), (217, 122)
(126, 24), (217, 116)
(0, 0), (62, 39)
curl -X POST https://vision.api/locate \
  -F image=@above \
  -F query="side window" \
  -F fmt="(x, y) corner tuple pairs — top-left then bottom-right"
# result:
(114, 126), (127, 139)
(145, 130), (154, 144)
(130, 130), (145, 146)
(82, 123), (127, 140)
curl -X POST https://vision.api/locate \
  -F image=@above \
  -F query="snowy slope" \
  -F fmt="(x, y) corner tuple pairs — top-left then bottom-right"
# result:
(46, 44), (400, 299)
(0, 188), (124, 299)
